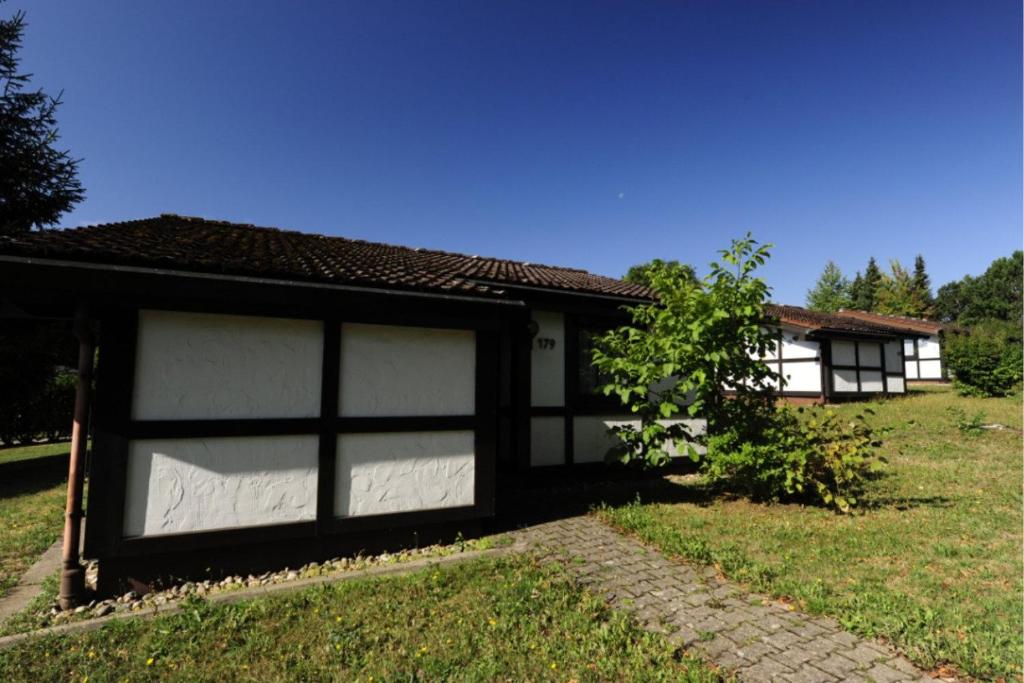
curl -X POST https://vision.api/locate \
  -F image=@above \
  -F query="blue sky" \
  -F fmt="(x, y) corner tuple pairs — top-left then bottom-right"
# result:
(13, 1), (1022, 303)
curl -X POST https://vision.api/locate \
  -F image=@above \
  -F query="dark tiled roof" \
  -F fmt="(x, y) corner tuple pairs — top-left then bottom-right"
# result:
(835, 309), (943, 335)
(0, 215), (654, 301)
(766, 304), (918, 337)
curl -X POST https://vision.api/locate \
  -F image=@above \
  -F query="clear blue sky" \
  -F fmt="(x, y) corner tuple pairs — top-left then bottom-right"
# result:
(14, 1), (1022, 303)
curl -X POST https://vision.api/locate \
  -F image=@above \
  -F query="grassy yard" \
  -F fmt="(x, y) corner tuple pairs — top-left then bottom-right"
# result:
(0, 454), (67, 597)
(0, 556), (721, 682)
(0, 440), (71, 466)
(600, 387), (1023, 681)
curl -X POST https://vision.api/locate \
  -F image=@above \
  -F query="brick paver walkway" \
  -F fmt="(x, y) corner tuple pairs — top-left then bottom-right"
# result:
(517, 517), (934, 683)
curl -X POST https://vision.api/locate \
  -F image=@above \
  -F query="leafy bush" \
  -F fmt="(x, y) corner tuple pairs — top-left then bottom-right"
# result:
(944, 320), (1022, 397)
(947, 406), (986, 436)
(701, 406), (883, 513)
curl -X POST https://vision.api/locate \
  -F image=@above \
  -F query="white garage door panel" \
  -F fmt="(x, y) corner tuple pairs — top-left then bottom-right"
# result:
(123, 435), (319, 537)
(831, 341), (856, 366)
(780, 361), (822, 392)
(919, 360), (943, 379)
(860, 371), (884, 392)
(530, 417), (565, 466)
(340, 323), (475, 417)
(335, 431), (474, 517)
(858, 343), (881, 368)
(884, 341), (902, 370)
(132, 311), (323, 420)
(832, 369), (858, 392)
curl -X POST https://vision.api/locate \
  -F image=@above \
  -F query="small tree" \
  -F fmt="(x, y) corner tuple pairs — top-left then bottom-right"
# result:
(806, 261), (852, 313)
(911, 255), (935, 315)
(592, 235), (778, 466)
(0, 8), (83, 233)
(878, 259), (934, 318)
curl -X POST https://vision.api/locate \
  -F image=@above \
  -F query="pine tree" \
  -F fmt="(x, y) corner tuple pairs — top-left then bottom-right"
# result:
(848, 272), (863, 310)
(852, 257), (882, 311)
(806, 261), (852, 313)
(911, 255), (935, 317)
(0, 9), (83, 233)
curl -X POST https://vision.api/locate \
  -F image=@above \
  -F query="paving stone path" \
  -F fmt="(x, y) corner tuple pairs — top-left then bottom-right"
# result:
(517, 516), (934, 683)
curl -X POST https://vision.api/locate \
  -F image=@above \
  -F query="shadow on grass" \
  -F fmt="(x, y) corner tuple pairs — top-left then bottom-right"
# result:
(0, 463), (67, 500)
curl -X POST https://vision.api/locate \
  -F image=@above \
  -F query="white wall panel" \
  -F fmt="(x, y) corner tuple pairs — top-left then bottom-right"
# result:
(919, 360), (943, 379)
(123, 435), (319, 537)
(918, 336), (942, 359)
(884, 341), (902, 370)
(530, 311), (565, 407)
(335, 431), (474, 517)
(780, 361), (822, 392)
(572, 416), (639, 464)
(903, 339), (916, 357)
(832, 369), (858, 392)
(132, 311), (323, 420)
(860, 370), (884, 392)
(530, 417), (565, 466)
(660, 419), (708, 456)
(905, 362), (919, 379)
(831, 341), (856, 366)
(782, 336), (819, 359)
(886, 375), (906, 393)
(340, 324), (475, 417)
(858, 342), (881, 368)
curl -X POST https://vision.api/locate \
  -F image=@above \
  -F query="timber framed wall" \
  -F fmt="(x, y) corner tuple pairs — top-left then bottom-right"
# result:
(903, 335), (945, 381)
(83, 301), (502, 593)
(823, 336), (906, 398)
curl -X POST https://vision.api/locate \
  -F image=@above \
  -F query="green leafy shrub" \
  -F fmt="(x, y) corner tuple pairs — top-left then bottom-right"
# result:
(947, 406), (986, 436)
(701, 406), (883, 512)
(944, 320), (1022, 397)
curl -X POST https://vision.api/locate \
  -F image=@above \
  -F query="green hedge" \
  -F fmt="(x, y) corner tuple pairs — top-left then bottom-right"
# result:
(944, 320), (1023, 397)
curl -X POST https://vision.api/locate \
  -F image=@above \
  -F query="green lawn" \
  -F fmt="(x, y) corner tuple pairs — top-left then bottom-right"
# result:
(0, 556), (722, 682)
(599, 387), (1023, 681)
(0, 467), (66, 598)
(0, 440), (71, 466)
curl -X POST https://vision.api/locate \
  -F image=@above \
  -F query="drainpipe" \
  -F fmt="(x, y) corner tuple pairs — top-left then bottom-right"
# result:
(58, 307), (95, 610)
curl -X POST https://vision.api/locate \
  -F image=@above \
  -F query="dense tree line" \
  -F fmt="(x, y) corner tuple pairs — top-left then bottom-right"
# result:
(806, 255), (936, 318)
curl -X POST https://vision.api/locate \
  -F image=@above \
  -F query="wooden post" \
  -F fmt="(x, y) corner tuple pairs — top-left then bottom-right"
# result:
(58, 308), (94, 610)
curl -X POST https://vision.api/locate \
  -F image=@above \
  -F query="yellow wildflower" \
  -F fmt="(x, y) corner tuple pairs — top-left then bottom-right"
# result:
(146, 657), (155, 666)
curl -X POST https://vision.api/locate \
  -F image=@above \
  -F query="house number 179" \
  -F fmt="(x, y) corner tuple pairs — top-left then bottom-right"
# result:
(535, 337), (557, 350)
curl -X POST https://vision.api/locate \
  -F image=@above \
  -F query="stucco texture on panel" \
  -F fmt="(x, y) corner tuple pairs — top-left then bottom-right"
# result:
(572, 416), (707, 464)
(132, 310), (323, 420)
(339, 323), (476, 417)
(123, 435), (319, 537)
(530, 310), (565, 407)
(335, 431), (475, 517)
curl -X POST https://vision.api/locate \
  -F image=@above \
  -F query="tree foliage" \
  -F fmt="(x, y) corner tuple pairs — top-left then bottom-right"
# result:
(944, 320), (1023, 397)
(593, 235), (778, 467)
(849, 257), (883, 312)
(805, 261), (851, 313)
(935, 251), (1023, 325)
(623, 259), (697, 288)
(875, 258), (934, 318)
(0, 8), (83, 233)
